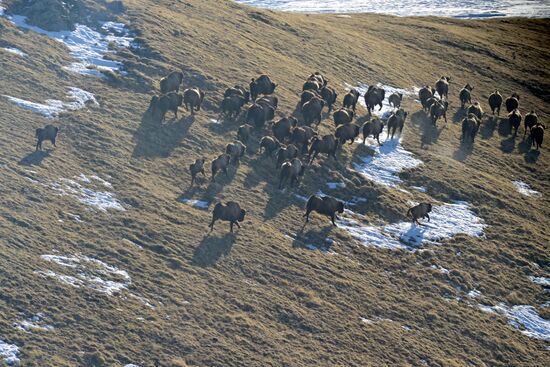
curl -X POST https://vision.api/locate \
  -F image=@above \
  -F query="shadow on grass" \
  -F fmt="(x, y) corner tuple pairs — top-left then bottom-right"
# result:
(192, 233), (236, 267)
(19, 149), (51, 166)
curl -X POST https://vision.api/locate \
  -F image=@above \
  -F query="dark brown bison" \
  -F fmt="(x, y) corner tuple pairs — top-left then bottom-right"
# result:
(209, 202), (246, 233)
(508, 109), (522, 136)
(461, 114), (481, 144)
(211, 153), (231, 182)
(272, 116), (298, 143)
(224, 85), (250, 102)
(183, 87), (205, 114)
(467, 102), (483, 120)
(424, 96), (440, 112)
(290, 126), (317, 155)
(362, 118), (384, 145)
(418, 85), (436, 112)
(246, 103), (275, 129)
(259, 136), (281, 157)
(237, 124), (253, 144)
(250, 75), (276, 100)
(225, 141), (247, 166)
(364, 85), (385, 114)
(151, 92), (183, 122)
(279, 158), (306, 189)
(303, 79), (322, 92)
(530, 123), (545, 150)
(407, 203), (432, 225)
(189, 158), (206, 186)
(302, 96), (325, 125)
(333, 108), (354, 126)
(459, 84), (473, 109)
(388, 92), (403, 108)
(505, 93), (520, 113)
(435, 76), (450, 99)
(35, 124), (59, 151)
(430, 100), (449, 126)
(220, 94), (246, 119)
(488, 90), (503, 116)
(160, 71), (183, 94)
(387, 109), (408, 139)
(257, 95), (278, 110)
(276, 144), (299, 169)
(300, 90), (321, 106)
(524, 110), (538, 138)
(308, 134), (338, 163)
(320, 86), (337, 112)
(308, 72), (328, 87)
(335, 123), (360, 146)
(304, 195), (345, 226)
(343, 89), (361, 111)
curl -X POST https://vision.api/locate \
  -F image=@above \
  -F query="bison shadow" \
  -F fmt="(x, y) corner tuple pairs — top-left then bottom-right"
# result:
(192, 233), (236, 267)
(19, 150), (51, 166)
(411, 111), (443, 147)
(453, 141), (474, 161)
(519, 138), (541, 163)
(500, 135), (517, 153)
(496, 117), (511, 137)
(132, 109), (195, 158)
(479, 117), (497, 140)
(452, 108), (467, 123)
(291, 227), (335, 252)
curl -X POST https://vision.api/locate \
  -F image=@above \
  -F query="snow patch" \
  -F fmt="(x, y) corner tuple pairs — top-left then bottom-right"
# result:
(353, 138), (423, 187)
(512, 181), (542, 197)
(339, 201), (485, 249)
(14, 314), (54, 333)
(0, 340), (20, 366)
(530, 276), (550, 287)
(479, 303), (550, 341)
(233, 0), (550, 18)
(4, 9), (133, 77)
(51, 176), (125, 212)
(4, 87), (97, 118)
(38, 254), (131, 296)
(2, 46), (26, 56)
(180, 198), (209, 209)
(326, 182), (346, 189)
(411, 186), (427, 193)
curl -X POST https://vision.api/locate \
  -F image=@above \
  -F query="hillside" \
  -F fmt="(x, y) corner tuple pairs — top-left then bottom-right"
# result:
(0, 0), (549, 366)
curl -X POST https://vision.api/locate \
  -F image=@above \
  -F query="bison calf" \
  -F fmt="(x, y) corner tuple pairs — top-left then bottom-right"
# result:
(189, 158), (206, 186)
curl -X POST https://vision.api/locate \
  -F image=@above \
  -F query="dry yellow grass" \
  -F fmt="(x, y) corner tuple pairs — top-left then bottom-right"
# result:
(0, 0), (549, 366)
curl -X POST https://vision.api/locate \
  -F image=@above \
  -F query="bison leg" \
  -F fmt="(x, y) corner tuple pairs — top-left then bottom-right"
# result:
(230, 221), (234, 233)
(331, 213), (336, 226)
(426, 214), (430, 222)
(376, 135), (381, 146)
(497, 107), (500, 116)
(224, 167), (229, 177)
(209, 218), (217, 231)
(303, 209), (311, 222)
(378, 102), (383, 111)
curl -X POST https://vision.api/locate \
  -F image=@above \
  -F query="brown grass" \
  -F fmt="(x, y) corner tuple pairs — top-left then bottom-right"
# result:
(0, 0), (549, 366)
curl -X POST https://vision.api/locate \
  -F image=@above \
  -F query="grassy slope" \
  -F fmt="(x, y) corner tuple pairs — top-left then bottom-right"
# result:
(0, 0), (549, 366)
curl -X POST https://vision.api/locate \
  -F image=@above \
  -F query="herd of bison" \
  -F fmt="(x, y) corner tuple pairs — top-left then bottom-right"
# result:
(33, 72), (545, 233)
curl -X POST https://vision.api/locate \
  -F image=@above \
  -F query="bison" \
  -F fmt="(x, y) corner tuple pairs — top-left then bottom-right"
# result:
(387, 109), (408, 140)
(220, 95), (246, 119)
(364, 85), (385, 115)
(183, 87), (205, 114)
(333, 108), (354, 126)
(259, 136), (281, 157)
(304, 195), (345, 226)
(362, 118), (384, 145)
(459, 84), (473, 109)
(211, 153), (231, 182)
(224, 85), (250, 103)
(508, 109), (522, 136)
(388, 92), (403, 109)
(524, 110), (538, 138)
(160, 71), (183, 94)
(505, 93), (520, 113)
(488, 90), (503, 116)
(308, 134), (338, 163)
(467, 102), (483, 120)
(430, 100), (448, 126)
(246, 103), (275, 129)
(407, 203), (432, 225)
(343, 89), (360, 111)
(209, 202), (246, 233)
(290, 126), (316, 155)
(530, 123), (545, 150)
(418, 85), (436, 112)
(189, 158), (206, 186)
(225, 141), (247, 166)
(272, 116), (298, 143)
(320, 86), (337, 112)
(335, 123), (360, 146)
(237, 124), (253, 144)
(435, 76), (450, 99)
(461, 114), (481, 144)
(250, 75), (276, 100)
(35, 125), (59, 151)
(276, 144), (299, 169)
(302, 96), (325, 125)
(279, 158), (306, 189)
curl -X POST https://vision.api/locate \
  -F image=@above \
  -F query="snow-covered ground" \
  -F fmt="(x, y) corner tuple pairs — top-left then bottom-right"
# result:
(179, 198), (210, 209)
(1, 7), (133, 77)
(51, 175), (125, 212)
(1, 46), (26, 56)
(0, 340), (20, 366)
(339, 201), (485, 249)
(512, 181), (542, 197)
(38, 254), (131, 295)
(233, 0), (550, 18)
(530, 276), (550, 287)
(14, 314), (54, 333)
(479, 304), (550, 341)
(4, 87), (97, 118)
